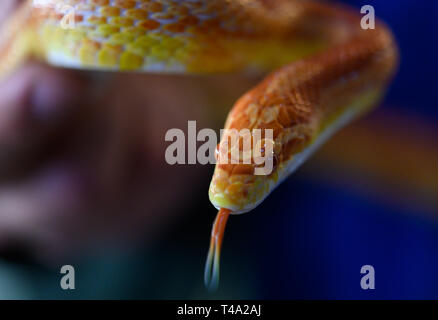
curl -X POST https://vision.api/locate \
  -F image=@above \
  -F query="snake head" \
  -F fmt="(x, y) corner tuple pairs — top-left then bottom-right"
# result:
(208, 135), (280, 214)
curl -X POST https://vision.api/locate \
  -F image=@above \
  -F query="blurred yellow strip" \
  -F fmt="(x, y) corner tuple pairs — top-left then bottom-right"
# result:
(302, 109), (438, 213)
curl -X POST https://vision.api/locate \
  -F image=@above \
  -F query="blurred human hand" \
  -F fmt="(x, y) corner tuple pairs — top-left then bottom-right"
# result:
(0, 0), (218, 261)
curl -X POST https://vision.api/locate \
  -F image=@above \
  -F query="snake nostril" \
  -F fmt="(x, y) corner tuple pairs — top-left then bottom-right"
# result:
(272, 153), (278, 170)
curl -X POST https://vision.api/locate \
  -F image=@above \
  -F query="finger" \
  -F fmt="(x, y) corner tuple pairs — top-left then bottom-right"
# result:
(0, 158), (95, 258)
(0, 62), (90, 175)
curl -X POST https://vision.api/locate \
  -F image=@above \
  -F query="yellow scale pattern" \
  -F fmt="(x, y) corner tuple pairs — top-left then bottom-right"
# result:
(36, 0), (324, 72)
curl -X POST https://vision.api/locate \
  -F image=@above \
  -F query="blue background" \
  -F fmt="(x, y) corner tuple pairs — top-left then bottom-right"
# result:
(245, 0), (438, 299)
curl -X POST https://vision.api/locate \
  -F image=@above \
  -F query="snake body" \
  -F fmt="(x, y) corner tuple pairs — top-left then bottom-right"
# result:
(1, 0), (398, 290)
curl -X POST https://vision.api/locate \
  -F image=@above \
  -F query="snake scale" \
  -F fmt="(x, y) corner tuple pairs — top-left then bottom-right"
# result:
(0, 0), (398, 290)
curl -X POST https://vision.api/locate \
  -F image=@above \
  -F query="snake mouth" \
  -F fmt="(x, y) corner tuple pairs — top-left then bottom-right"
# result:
(208, 164), (280, 214)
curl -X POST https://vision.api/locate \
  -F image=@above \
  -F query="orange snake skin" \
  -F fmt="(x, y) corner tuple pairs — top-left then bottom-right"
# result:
(0, 0), (399, 291)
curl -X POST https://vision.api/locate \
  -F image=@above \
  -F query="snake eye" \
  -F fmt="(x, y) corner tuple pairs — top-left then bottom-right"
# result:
(254, 152), (278, 173)
(215, 142), (227, 162)
(215, 143), (220, 161)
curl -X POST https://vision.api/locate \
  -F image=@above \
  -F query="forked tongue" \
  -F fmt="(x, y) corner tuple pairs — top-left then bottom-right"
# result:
(204, 208), (231, 291)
